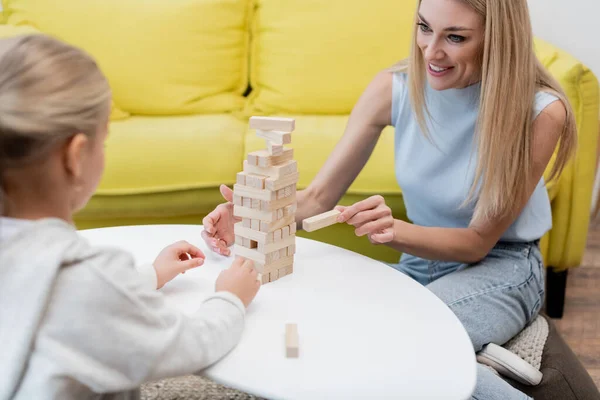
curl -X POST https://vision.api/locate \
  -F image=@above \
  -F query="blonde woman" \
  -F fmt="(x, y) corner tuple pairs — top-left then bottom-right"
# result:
(0, 35), (260, 399)
(203, 0), (576, 397)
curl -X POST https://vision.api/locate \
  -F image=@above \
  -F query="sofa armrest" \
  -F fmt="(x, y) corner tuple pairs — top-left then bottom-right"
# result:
(534, 38), (600, 270)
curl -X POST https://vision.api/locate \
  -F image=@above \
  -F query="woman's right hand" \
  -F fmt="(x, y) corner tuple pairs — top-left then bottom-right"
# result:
(215, 257), (260, 308)
(201, 184), (240, 256)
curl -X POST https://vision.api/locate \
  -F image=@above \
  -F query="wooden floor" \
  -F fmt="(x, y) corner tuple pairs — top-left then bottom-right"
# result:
(552, 218), (600, 388)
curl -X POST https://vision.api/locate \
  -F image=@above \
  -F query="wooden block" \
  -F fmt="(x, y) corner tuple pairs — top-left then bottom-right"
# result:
(286, 323), (299, 358)
(234, 205), (279, 223)
(257, 129), (292, 145)
(242, 218), (251, 228)
(270, 268), (279, 282)
(249, 116), (295, 132)
(247, 148), (293, 168)
(282, 226), (290, 238)
(242, 197), (251, 208)
(261, 194), (296, 212)
(234, 184), (276, 202)
(244, 160), (297, 180)
(278, 265), (290, 278)
(235, 245), (288, 265)
(251, 219), (260, 230)
(302, 210), (341, 232)
(251, 198), (261, 210)
(277, 209), (284, 219)
(235, 235), (243, 246)
(284, 203), (296, 216)
(256, 255), (294, 275)
(246, 174), (266, 189)
(274, 229), (282, 241)
(268, 142), (284, 156)
(260, 272), (270, 284)
(265, 171), (299, 191)
(258, 234), (295, 253)
(259, 215), (295, 232)
(279, 248), (287, 258)
(242, 238), (251, 248)
(289, 222), (297, 234)
(233, 194), (243, 206)
(236, 172), (246, 185)
(234, 222), (273, 244)
(287, 244), (296, 256)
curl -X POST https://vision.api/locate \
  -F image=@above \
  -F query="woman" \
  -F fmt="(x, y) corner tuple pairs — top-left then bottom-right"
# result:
(203, 0), (576, 398)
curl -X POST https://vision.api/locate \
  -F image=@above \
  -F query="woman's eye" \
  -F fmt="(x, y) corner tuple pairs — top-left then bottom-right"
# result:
(417, 23), (431, 33)
(448, 34), (465, 43)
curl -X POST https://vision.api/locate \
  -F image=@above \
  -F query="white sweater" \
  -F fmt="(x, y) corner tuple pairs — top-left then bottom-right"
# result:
(0, 218), (245, 400)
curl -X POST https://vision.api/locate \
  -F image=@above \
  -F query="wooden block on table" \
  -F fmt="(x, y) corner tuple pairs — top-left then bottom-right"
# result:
(270, 268), (279, 282)
(286, 323), (299, 358)
(234, 184), (276, 202)
(247, 148), (293, 168)
(257, 129), (291, 145)
(302, 209), (341, 232)
(244, 160), (297, 180)
(250, 116), (295, 132)
(265, 171), (299, 192)
(268, 142), (284, 156)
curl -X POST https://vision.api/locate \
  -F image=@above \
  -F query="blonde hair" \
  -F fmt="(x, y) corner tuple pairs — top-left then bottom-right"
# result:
(390, 0), (577, 223)
(0, 34), (111, 179)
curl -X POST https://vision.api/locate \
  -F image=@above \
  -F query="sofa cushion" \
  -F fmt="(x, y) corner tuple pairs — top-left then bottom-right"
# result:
(2, 0), (250, 115)
(246, 0), (417, 115)
(244, 116), (400, 195)
(98, 114), (246, 195)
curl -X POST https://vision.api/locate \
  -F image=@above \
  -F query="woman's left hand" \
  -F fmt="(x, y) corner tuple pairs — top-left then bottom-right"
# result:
(335, 195), (396, 244)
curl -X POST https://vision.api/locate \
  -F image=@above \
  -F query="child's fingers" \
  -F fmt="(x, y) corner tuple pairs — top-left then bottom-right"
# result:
(220, 184), (234, 203)
(179, 257), (205, 272)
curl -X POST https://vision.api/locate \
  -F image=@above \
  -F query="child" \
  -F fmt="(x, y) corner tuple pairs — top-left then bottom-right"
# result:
(0, 34), (260, 400)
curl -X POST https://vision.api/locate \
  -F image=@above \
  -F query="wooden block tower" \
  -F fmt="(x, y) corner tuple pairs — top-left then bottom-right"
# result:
(233, 116), (298, 284)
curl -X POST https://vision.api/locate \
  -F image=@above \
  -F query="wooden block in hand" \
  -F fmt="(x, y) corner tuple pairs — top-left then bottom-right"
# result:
(302, 209), (341, 232)
(286, 323), (299, 358)
(249, 116), (295, 132)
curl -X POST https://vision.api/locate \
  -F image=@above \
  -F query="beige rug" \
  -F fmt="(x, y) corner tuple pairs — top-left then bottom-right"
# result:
(141, 375), (264, 400)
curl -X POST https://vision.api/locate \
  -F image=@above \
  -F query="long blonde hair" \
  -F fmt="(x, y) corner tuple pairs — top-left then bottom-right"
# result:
(391, 0), (577, 224)
(0, 34), (111, 205)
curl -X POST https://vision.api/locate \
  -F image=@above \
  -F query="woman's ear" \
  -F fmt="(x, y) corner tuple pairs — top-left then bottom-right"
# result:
(63, 133), (89, 183)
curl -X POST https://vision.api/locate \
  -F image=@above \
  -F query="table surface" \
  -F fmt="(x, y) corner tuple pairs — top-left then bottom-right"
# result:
(79, 224), (476, 400)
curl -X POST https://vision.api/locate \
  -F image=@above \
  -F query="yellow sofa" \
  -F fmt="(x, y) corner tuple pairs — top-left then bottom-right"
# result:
(1, 0), (598, 316)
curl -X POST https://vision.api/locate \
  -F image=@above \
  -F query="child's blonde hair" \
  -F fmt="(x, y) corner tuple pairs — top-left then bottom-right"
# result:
(0, 34), (111, 181)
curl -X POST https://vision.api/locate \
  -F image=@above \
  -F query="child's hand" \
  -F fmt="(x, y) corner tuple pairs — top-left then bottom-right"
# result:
(153, 241), (206, 288)
(215, 257), (260, 308)
(335, 195), (396, 244)
(201, 184), (241, 256)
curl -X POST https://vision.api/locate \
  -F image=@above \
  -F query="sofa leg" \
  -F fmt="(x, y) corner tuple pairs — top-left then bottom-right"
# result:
(546, 267), (568, 319)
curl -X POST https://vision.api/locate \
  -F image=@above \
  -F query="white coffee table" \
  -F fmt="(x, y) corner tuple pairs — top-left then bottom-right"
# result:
(79, 224), (476, 399)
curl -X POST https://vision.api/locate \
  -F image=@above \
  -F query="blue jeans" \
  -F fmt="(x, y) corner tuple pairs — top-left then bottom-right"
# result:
(391, 241), (545, 400)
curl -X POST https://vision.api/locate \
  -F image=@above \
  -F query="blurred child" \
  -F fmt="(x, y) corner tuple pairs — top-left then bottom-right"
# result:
(0, 34), (260, 400)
